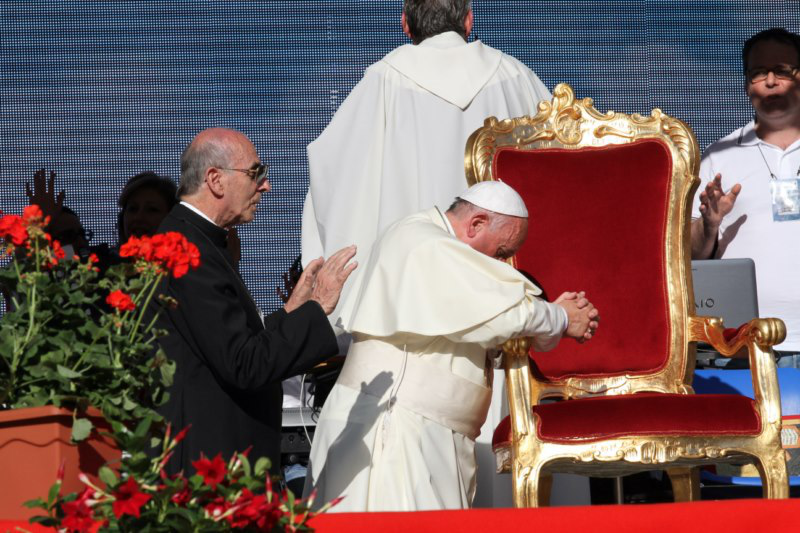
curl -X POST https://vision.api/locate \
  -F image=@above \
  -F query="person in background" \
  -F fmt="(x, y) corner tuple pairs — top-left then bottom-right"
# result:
(691, 28), (800, 367)
(116, 171), (178, 244)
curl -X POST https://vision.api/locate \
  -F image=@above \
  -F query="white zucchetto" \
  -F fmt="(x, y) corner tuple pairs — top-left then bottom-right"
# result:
(457, 180), (528, 218)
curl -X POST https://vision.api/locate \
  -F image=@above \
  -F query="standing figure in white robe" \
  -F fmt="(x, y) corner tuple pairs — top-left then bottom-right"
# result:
(301, 0), (552, 331)
(304, 182), (599, 512)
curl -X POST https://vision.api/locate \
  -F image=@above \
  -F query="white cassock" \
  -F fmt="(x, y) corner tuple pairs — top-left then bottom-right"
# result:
(301, 31), (551, 330)
(304, 208), (568, 512)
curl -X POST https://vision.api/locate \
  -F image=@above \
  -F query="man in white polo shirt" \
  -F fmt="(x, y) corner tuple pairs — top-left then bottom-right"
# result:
(692, 28), (800, 365)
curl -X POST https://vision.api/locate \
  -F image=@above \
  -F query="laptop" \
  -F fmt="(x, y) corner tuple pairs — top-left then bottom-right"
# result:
(691, 258), (759, 329)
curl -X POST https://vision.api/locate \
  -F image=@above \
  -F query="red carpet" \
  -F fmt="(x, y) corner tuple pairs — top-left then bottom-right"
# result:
(308, 499), (800, 532)
(4, 499), (798, 532)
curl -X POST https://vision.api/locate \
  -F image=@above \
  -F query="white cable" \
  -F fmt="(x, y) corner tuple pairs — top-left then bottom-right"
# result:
(299, 372), (313, 446)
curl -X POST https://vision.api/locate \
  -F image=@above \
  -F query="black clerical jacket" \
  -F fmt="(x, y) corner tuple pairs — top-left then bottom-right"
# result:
(153, 204), (337, 475)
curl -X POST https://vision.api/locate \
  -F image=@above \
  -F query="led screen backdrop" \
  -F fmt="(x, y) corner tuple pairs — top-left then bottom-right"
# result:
(1, 1), (797, 313)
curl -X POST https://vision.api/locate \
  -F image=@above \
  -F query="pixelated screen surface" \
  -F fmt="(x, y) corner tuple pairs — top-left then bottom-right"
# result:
(1, 1), (797, 312)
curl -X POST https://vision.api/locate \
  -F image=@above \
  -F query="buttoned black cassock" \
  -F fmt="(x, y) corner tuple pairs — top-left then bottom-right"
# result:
(153, 204), (337, 475)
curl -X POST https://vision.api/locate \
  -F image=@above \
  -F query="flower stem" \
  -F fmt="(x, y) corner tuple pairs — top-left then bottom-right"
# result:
(128, 273), (163, 343)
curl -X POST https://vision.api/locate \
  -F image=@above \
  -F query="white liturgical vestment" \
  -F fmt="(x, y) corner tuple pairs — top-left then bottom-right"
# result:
(304, 208), (568, 512)
(302, 31), (551, 330)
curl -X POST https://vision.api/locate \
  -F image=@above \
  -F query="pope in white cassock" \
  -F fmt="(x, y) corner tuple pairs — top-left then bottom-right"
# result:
(304, 182), (600, 511)
(301, 0), (552, 332)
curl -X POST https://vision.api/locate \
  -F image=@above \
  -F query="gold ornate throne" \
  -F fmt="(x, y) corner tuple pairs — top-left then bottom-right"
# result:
(465, 83), (788, 506)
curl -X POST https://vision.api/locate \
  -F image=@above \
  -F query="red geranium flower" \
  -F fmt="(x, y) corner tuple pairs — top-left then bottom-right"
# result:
(192, 453), (227, 489)
(111, 478), (151, 519)
(22, 204), (44, 225)
(106, 289), (136, 312)
(52, 240), (66, 260)
(119, 232), (200, 278)
(0, 214), (28, 246)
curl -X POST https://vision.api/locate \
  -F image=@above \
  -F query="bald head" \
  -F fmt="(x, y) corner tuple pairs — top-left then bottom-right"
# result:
(178, 127), (270, 228)
(178, 128), (252, 198)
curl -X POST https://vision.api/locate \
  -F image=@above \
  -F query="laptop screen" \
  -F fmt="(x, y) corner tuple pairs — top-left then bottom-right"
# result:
(691, 258), (759, 329)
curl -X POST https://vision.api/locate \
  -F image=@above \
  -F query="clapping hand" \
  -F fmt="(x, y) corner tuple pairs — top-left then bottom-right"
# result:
(310, 245), (358, 315)
(283, 246), (358, 315)
(277, 256), (303, 304)
(699, 173), (741, 230)
(25, 168), (65, 220)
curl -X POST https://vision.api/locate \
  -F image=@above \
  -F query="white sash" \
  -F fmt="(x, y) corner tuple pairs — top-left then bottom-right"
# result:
(336, 339), (492, 440)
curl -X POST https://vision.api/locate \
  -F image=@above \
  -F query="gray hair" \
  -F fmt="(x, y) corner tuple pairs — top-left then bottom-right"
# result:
(177, 134), (232, 197)
(404, 0), (471, 45)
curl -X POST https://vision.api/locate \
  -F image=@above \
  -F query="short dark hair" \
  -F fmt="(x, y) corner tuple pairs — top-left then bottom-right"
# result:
(742, 28), (800, 73)
(404, 0), (471, 45)
(118, 172), (178, 210)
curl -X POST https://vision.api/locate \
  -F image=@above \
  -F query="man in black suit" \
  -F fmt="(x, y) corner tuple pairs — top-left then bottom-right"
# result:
(155, 127), (356, 475)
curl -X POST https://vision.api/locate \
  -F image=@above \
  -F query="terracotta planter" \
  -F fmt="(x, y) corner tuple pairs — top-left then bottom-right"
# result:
(0, 405), (119, 521)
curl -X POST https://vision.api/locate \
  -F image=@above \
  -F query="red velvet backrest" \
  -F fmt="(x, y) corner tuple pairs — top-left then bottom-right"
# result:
(494, 139), (673, 380)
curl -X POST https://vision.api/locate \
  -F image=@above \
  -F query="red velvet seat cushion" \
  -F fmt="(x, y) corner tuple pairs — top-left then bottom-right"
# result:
(492, 393), (761, 448)
(494, 140), (673, 380)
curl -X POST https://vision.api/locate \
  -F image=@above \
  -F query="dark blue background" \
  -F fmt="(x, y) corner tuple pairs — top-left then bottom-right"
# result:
(1, 1), (797, 312)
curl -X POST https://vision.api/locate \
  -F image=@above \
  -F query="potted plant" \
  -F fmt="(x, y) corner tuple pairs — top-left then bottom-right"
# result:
(27, 417), (339, 532)
(0, 204), (199, 519)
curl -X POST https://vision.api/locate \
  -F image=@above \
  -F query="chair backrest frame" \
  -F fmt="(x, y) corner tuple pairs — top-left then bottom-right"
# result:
(464, 84), (701, 400)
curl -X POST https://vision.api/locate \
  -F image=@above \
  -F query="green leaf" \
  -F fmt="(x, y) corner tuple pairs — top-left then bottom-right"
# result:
(159, 358), (175, 387)
(47, 480), (61, 506)
(71, 417), (93, 442)
(133, 416), (153, 439)
(98, 465), (117, 487)
(23, 497), (46, 509)
(239, 453), (252, 478)
(56, 364), (83, 379)
(254, 457), (271, 477)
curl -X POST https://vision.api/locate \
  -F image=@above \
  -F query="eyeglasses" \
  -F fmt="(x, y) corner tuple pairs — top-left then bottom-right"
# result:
(218, 163), (269, 183)
(746, 64), (799, 83)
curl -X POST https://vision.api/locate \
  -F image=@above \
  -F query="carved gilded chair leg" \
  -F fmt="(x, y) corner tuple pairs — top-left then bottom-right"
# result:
(666, 467), (700, 502)
(512, 461), (544, 508)
(511, 462), (531, 508)
(522, 464), (544, 508)
(753, 450), (789, 499)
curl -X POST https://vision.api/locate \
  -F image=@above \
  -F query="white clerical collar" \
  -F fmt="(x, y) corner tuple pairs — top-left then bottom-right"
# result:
(180, 201), (220, 227)
(433, 206), (456, 236)
(382, 31), (502, 110)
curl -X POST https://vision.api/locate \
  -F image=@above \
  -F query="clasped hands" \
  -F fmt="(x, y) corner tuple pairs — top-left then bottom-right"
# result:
(283, 245), (358, 315)
(555, 291), (600, 342)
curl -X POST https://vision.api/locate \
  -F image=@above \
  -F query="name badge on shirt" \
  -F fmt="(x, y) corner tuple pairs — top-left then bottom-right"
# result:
(770, 179), (800, 222)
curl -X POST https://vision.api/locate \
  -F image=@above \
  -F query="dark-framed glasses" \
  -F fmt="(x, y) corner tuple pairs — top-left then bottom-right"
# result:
(746, 64), (799, 83)
(219, 163), (269, 183)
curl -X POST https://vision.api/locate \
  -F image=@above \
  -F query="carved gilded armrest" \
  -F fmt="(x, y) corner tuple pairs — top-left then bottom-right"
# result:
(688, 316), (786, 425)
(501, 337), (538, 440)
